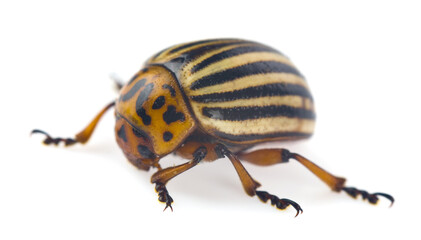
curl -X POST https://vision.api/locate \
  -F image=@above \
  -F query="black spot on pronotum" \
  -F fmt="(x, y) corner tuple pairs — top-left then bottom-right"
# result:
(162, 84), (176, 97)
(127, 68), (148, 85)
(163, 131), (173, 142)
(152, 96), (165, 109)
(137, 145), (155, 159)
(135, 83), (154, 125)
(136, 83), (154, 107)
(163, 105), (185, 124)
(127, 74), (139, 85)
(121, 78), (146, 101)
(117, 125), (127, 142)
(136, 107), (152, 125)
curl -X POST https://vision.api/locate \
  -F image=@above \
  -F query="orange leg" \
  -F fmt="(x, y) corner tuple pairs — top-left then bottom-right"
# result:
(239, 148), (394, 206)
(150, 146), (207, 211)
(215, 144), (303, 216)
(152, 143), (303, 215)
(31, 101), (115, 146)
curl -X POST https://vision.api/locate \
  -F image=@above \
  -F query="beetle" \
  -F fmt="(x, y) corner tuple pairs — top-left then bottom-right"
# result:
(32, 38), (393, 216)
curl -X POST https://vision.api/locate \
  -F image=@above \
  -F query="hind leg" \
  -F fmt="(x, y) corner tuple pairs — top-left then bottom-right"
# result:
(31, 101), (115, 146)
(239, 148), (394, 206)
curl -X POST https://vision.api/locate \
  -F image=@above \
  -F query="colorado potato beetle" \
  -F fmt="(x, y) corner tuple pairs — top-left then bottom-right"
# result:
(32, 39), (393, 216)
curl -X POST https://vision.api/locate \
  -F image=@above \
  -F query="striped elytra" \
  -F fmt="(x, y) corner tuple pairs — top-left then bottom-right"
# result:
(144, 38), (315, 146)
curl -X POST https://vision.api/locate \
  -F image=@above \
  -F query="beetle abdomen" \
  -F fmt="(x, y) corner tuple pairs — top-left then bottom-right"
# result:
(148, 39), (315, 144)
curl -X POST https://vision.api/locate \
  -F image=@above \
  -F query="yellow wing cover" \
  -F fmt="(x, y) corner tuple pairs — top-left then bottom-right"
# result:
(147, 39), (315, 144)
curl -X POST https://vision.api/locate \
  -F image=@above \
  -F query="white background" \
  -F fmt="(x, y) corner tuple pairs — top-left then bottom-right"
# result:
(1, 0), (420, 239)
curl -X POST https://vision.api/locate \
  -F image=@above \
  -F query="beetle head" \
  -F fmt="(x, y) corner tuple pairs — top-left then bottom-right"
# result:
(114, 65), (196, 169)
(114, 114), (158, 170)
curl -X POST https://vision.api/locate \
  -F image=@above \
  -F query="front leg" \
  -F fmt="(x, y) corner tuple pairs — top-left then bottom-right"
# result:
(150, 146), (207, 211)
(154, 182), (174, 211)
(31, 102), (115, 146)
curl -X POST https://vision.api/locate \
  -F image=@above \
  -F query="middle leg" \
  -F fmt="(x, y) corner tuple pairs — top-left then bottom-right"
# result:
(215, 144), (303, 216)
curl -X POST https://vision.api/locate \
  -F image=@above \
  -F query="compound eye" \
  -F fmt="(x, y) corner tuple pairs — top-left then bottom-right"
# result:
(137, 144), (156, 159)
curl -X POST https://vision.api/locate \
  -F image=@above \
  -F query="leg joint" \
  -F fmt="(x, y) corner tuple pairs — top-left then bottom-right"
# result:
(214, 143), (229, 159)
(192, 146), (207, 163)
(281, 149), (292, 163)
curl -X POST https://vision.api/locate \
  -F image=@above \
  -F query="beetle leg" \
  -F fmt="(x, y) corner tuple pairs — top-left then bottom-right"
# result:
(150, 146), (207, 211)
(155, 182), (174, 211)
(239, 148), (394, 206)
(215, 144), (303, 216)
(255, 191), (303, 217)
(31, 101), (115, 146)
(341, 187), (394, 206)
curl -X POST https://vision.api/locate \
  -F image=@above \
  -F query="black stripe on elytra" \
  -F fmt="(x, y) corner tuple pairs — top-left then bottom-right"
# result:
(168, 39), (224, 54)
(163, 105), (185, 124)
(151, 46), (171, 60)
(191, 45), (280, 73)
(137, 144), (156, 159)
(182, 41), (250, 62)
(214, 131), (312, 142)
(190, 83), (312, 103)
(190, 61), (302, 90)
(202, 105), (315, 121)
(159, 41), (254, 76)
(121, 78), (146, 101)
(117, 125), (127, 142)
(162, 84), (176, 97)
(152, 96), (165, 109)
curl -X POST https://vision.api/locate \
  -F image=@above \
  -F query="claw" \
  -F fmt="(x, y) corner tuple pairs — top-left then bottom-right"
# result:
(155, 183), (174, 212)
(373, 192), (395, 207)
(280, 198), (303, 217)
(256, 191), (303, 217)
(31, 129), (77, 146)
(342, 187), (394, 207)
(163, 194), (174, 212)
(163, 201), (173, 212)
(31, 129), (50, 138)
